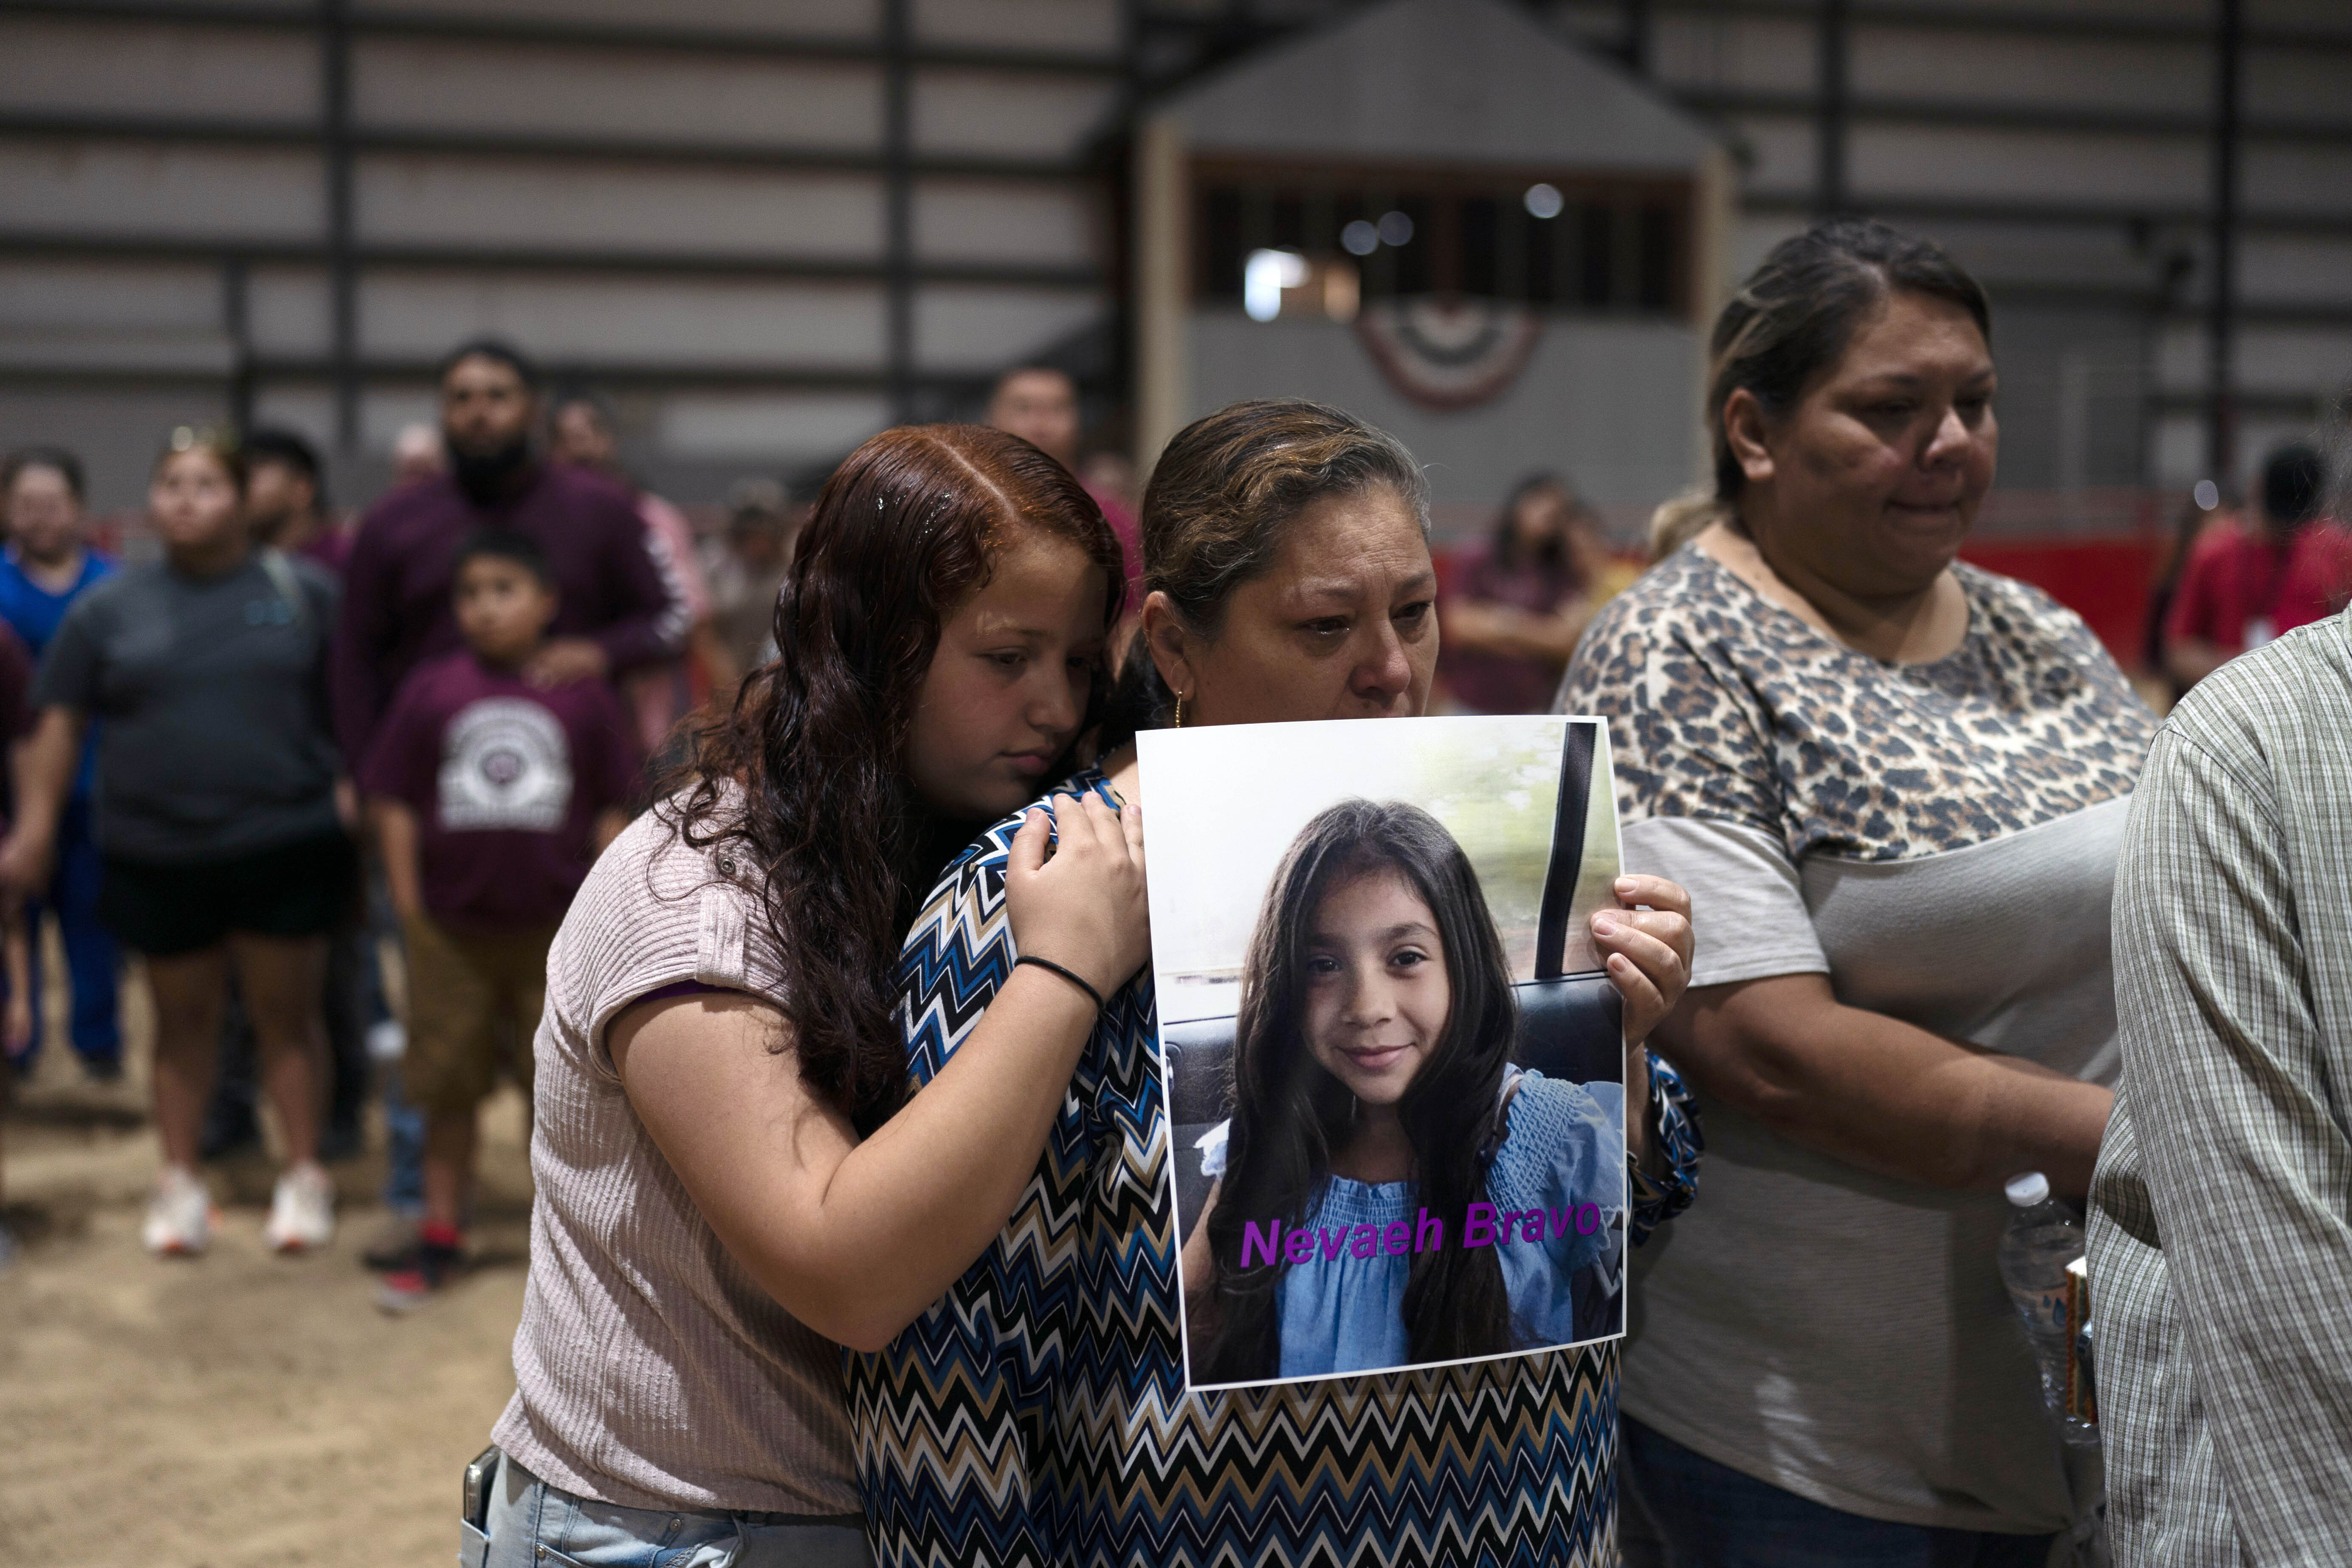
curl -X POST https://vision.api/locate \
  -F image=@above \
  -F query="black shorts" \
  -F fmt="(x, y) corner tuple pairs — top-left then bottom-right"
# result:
(100, 833), (359, 958)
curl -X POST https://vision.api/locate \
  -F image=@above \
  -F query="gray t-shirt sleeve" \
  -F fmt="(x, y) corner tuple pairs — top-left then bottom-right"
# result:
(31, 588), (107, 713)
(1621, 814), (1830, 988)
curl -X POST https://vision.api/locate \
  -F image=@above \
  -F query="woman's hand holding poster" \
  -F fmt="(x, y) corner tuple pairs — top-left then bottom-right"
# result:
(1141, 714), (1630, 1391)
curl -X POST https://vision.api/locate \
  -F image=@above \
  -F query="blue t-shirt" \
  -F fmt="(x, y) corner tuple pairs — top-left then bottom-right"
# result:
(0, 547), (115, 799)
(1201, 1070), (1627, 1379)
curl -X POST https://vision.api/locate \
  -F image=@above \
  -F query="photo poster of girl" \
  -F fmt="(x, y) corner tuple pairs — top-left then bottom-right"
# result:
(1137, 714), (1629, 1392)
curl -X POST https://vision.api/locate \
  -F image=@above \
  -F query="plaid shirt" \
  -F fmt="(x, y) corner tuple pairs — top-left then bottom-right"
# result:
(2088, 604), (2352, 1566)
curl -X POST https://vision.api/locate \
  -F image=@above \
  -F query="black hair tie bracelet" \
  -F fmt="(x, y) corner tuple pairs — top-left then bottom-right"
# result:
(1015, 954), (1106, 1014)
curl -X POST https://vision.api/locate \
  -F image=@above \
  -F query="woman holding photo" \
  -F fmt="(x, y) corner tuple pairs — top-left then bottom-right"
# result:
(1182, 798), (1626, 1383)
(851, 399), (1695, 1568)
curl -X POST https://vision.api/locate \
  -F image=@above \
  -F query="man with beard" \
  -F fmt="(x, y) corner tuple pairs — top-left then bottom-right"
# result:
(332, 340), (688, 768)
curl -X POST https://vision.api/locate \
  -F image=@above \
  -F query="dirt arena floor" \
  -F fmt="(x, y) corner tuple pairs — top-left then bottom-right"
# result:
(0, 956), (533, 1568)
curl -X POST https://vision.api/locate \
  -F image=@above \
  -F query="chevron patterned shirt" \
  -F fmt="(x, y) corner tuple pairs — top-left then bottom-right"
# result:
(848, 769), (1701, 1568)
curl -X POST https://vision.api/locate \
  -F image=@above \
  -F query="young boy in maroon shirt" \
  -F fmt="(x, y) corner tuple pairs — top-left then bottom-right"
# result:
(361, 529), (639, 1309)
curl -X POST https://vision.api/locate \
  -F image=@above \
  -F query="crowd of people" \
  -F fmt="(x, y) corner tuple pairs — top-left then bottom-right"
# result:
(0, 214), (2349, 1567)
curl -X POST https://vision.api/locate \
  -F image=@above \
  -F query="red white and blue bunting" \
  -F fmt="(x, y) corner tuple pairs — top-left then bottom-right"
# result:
(1354, 296), (1543, 411)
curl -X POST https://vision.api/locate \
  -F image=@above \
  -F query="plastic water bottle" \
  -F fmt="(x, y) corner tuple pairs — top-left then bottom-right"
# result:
(1997, 1171), (2099, 1448)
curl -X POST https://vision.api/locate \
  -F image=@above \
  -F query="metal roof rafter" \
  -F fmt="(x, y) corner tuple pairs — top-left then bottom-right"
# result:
(1691, 90), (2352, 148)
(0, 231), (1103, 289)
(0, 0), (1125, 75)
(0, 111), (1096, 181)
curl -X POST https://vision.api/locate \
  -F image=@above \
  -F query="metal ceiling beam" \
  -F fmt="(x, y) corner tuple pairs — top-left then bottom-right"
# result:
(0, 232), (1103, 290)
(882, 0), (915, 424)
(0, 111), (1093, 182)
(1642, 0), (2352, 52)
(321, 0), (357, 450)
(2154, 387), (2333, 418)
(1689, 90), (2352, 148)
(1741, 191), (2352, 241)
(0, 0), (1124, 74)
(2208, 0), (2242, 483)
(1816, 0), (1849, 216)
(0, 357), (1010, 393)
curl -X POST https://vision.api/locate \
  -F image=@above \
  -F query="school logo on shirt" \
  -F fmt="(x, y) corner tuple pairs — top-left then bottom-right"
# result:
(438, 697), (572, 832)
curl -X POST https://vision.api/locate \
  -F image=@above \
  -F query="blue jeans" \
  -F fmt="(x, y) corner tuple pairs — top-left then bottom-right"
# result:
(472, 1452), (872, 1568)
(27, 795), (120, 1068)
(1622, 1418), (2057, 1568)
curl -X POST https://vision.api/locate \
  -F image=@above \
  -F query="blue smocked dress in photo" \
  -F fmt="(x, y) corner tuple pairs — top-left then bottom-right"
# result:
(1196, 1071), (1626, 1378)
(848, 769), (1703, 1568)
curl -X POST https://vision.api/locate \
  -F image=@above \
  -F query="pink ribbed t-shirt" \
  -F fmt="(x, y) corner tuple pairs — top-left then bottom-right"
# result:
(491, 801), (860, 1515)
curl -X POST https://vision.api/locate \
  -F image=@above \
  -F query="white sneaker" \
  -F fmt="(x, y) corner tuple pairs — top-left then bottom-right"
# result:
(143, 1168), (216, 1257)
(263, 1163), (336, 1254)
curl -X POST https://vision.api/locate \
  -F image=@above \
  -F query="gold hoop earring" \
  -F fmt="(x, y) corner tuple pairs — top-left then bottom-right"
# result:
(1173, 691), (1185, 729)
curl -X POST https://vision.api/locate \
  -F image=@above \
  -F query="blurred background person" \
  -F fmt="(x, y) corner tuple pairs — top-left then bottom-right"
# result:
(391, 421), (446, 489)
(1561, 219), (2155, 1565)
(360, 530), (637, 1312)
(335, 340), (683, 1268)
(1, 431), (348, 1258)
(2142, 491), (2234, 703)
(243, 426), (355, 575)
(1080, 449), (1139, 520)
(2277, 426), (2352, 636)
(548, 388), (719, 751)
(2162, 440), (2334, 690)
(986, 365), (1142, 604)
(0, 607), (39, 1272)
(700, 478), (793, 701)
(0, 446), (121, 1082)
(203, 426), (374, 1163)
(1437, 471), (1614, 714)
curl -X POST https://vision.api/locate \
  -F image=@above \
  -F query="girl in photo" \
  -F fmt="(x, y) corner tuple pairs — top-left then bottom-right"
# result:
(1180, 797), (1624, 1384)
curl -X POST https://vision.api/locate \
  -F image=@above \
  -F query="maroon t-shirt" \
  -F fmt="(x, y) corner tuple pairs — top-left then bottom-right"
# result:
(300, 520), (356, 578)
(331, 463), (686, 764)
(360, 650), (642, 930)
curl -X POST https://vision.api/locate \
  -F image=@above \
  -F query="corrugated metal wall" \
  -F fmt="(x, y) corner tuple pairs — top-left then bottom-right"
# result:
(3, 0), (2349, 511)
(1553, 0), (2352, 497)
(0, 0), (1125, 508)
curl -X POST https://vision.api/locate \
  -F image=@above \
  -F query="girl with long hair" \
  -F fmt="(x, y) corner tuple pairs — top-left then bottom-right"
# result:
(1184, 798), (1622, 1383)
(475, 423), (1151, 1568)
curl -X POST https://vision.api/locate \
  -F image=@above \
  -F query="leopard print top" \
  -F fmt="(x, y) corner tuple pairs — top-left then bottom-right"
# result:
(1557, 544), (2159, 863)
